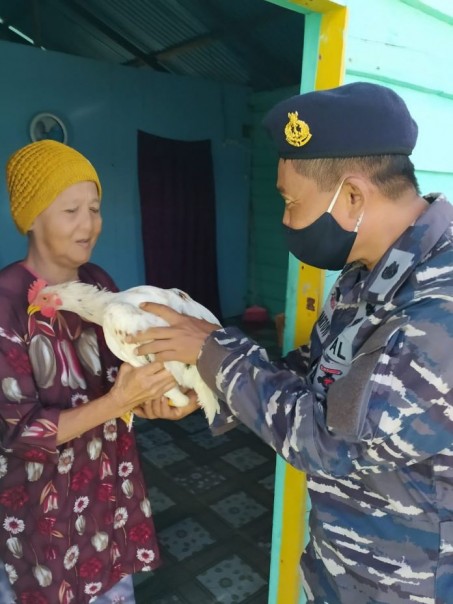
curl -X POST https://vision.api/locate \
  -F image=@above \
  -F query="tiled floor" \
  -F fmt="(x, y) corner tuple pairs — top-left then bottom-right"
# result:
(133, 319), (281, 604)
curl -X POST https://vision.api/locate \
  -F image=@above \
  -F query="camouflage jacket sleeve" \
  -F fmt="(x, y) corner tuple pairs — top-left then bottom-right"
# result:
(276, 343), (311, 374)
(208, 339), (311, 436)
(198, 298), (453, 477)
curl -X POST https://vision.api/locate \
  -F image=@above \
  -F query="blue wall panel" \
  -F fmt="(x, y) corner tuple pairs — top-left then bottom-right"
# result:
(0, 41), (251, 317)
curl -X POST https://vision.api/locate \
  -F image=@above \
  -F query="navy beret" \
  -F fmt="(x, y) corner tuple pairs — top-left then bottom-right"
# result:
(262, 82), (418, 159)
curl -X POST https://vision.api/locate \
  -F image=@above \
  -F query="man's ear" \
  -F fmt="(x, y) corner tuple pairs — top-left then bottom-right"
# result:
(343, 176), (370, 218)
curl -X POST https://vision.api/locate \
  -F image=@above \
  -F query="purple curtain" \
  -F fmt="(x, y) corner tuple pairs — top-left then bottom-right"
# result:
(137, 130), (222, 319)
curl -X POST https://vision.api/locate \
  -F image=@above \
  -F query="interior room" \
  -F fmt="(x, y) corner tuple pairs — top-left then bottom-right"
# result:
(0, 1), (305, 602)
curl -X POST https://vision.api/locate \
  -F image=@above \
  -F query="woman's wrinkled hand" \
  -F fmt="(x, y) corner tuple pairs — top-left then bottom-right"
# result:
(134, 390), (200, 421)
(107, 361), (177, 419)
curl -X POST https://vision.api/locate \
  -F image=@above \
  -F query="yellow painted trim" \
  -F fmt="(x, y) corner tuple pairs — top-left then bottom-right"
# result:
(289, 0), (346, 13)
(276, 265), (324, 604)
(278, 466), (307, 602)
(292, 264), (326, 347)
(276, 2), (348, 603)
(316, 5), (348, 90)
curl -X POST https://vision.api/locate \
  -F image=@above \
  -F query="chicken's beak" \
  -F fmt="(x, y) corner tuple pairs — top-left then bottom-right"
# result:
(27, 304), (40, 315)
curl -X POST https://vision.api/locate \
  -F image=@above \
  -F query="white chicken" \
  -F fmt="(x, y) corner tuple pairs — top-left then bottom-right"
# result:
(27, 279), (221, 428)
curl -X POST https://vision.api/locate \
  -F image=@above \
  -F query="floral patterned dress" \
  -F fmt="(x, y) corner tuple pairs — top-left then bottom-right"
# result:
(0, 262), (160, 604)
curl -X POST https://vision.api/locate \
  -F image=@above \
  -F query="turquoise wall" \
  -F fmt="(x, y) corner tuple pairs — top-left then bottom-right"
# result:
(248, 86), (298, 319)
(344, 0), (453, 200)
(324, 0), (453, 330)
(0, 41), (251, 318)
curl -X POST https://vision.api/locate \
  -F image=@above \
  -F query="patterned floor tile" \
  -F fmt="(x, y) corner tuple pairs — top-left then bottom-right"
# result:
(257, 474), (275, 491)
(154, 595), (187, 604)
(177, 413), (209, 433)
(196, 555), (267, 604)
(148, 485), (176, 514)
(189, 430), (230, 449)
(221, 447), (268, 471)
(255, 536), (272, 556)
(142, 443), (189, 468)
(133, 570), (154, 587)
(158, 517), (215, 561)
(173, 465), (226, 494)
(136, 426), (172, 449)
(210, 491), (267, 528)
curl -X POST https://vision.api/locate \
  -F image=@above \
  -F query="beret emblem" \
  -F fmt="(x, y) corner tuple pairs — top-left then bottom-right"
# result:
(284, 111), (312, 147)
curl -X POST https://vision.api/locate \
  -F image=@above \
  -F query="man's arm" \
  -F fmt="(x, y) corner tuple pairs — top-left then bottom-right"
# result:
(129, 300), (453, 479)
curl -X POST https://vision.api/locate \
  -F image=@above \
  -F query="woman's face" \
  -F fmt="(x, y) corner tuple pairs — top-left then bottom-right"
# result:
(30, 181), (102, 270)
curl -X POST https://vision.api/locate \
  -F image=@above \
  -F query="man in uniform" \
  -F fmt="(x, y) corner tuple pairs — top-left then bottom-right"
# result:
(131, 82), (453, 603)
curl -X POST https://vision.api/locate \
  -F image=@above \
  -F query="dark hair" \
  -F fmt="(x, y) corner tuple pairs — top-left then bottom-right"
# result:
(291, 155), (420, 199)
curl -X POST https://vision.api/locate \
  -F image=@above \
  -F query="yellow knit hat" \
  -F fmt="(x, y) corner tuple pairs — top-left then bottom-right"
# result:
(6, 140), (102, 234)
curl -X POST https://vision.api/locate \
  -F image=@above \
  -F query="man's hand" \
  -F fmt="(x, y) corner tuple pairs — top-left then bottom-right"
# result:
(134, 390), (200, 420)
(128, 302), (219, 365)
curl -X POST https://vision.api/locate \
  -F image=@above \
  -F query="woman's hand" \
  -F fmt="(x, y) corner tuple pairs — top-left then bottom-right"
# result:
(107, 361), (177, 419)
(57, 362), (178, 444)
(134, 390), (200, 420)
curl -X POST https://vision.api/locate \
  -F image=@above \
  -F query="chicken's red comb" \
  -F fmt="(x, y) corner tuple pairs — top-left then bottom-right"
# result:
(27, 279), (48, 304)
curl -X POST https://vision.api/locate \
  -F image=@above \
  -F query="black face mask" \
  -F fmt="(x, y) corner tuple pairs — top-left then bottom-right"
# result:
(283, 182), (363, 271)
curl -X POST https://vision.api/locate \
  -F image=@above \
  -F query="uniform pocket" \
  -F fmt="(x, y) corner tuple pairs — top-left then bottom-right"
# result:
(326, 316), (407, 441)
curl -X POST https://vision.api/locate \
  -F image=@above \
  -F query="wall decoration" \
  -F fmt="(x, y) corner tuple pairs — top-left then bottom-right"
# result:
(29, 112), (68, 144)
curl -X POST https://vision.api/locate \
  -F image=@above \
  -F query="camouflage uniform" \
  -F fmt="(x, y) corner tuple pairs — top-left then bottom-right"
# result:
(200, 194), (453, 603)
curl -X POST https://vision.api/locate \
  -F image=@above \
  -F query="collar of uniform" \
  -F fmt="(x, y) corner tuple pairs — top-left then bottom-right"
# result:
(362, 194), (451, 304)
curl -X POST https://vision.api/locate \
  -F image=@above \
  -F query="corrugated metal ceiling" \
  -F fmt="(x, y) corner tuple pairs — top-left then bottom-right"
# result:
(0, 0), (304, 91)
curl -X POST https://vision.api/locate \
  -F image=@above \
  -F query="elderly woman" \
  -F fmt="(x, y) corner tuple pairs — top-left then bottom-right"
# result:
(0, 140), (189, 603)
